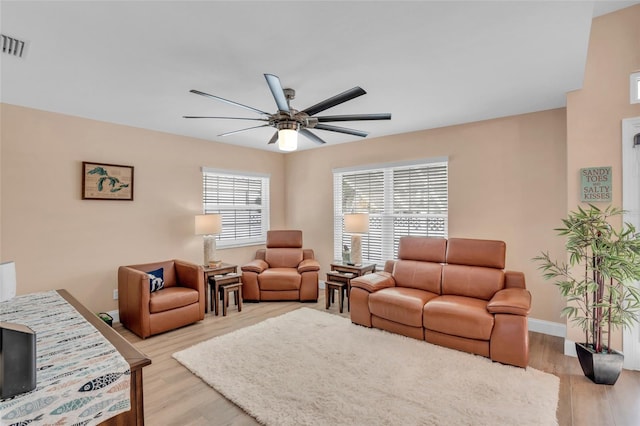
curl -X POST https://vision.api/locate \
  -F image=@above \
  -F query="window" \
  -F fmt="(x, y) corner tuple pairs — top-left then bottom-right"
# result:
(202, 167), (270, 248)
(632, 72), (640, 104)
(333, 158), (448, 265)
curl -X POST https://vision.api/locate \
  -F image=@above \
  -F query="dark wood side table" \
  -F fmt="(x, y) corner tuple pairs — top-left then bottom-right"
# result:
(325, 262), (377, 312)
(203, 263), (238, 314)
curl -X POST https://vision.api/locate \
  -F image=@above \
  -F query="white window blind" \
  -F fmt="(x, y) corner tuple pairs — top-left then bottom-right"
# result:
(333, 159), (448, 265)
(202, 168), (270, 248)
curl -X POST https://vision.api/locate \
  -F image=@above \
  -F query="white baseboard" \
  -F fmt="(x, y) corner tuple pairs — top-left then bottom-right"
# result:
(528, 318), (577, 357)
(528, 318), (566, 337)
(107, 309), (120, 324)
(564, 339), (577, 357)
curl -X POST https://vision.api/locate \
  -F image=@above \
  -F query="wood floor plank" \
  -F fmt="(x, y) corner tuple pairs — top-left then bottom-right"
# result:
(114, 294), (640, 425)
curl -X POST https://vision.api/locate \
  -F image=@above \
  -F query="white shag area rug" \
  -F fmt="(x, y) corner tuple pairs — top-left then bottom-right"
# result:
(173, 308), (559, 426)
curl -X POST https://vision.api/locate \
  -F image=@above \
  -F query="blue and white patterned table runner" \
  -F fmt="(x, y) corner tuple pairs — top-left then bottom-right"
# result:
(0, 291), (131, 425)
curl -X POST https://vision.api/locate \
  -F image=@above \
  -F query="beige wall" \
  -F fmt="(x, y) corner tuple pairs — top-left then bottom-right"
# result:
(565, 5), (640, 347)
(0, 104), (286, 313)
(1, 105), (568, 324)
(286, 109), (568, 323)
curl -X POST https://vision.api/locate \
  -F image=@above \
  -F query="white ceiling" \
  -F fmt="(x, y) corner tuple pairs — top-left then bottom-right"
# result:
(1, 1), (638, 152)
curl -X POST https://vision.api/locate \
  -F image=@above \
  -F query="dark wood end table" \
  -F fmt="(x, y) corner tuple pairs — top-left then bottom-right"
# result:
(203, 263), (239, 315)
(325, 262), (377, 312)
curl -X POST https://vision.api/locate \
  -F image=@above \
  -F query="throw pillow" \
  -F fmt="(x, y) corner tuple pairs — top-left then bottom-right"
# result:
(148, 267), (164, 293)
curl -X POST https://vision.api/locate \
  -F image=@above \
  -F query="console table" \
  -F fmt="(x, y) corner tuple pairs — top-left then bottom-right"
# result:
(0, 290), (151, 426)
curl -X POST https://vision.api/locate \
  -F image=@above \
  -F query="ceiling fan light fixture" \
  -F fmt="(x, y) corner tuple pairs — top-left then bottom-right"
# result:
(277, 122), (299, 152)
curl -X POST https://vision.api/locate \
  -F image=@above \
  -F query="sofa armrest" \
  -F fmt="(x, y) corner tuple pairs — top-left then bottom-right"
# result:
(174, 259), (204, 292)
(487, 288), (531, 316)
(350, 272), (396, 293)
(242, 259), (269, 274)
(505, 270), (526, 289)
(298, 258), (320, 273)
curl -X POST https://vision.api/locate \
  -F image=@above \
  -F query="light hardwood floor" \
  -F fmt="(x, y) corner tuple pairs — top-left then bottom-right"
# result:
(114, 294), (640, 426)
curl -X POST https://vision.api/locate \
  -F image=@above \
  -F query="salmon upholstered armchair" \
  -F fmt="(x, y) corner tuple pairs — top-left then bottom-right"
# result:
(241, 230), (320, 302)
(118, 259), (205, 339)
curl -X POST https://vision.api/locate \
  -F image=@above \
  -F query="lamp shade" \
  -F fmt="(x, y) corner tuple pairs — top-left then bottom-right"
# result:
(344, 213), (369, 234)
(194, 214), (222, 235)
(278, 128), (298, 152)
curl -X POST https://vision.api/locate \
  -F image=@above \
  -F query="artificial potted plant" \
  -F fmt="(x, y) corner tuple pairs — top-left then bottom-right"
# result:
(535, 204), (640, 385)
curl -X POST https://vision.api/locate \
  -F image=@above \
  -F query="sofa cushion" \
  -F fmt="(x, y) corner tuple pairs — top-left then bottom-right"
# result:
(393, 260), (442, 294)
(265, 248), (303, 268)
(445, 238), (505, 269)
(369, 287), (438, 327)
(149, 287), (199, 314)
(398, 236), (447, 263)
(423, 295), (494, 340)
(258, 268), (301, 290)
(441, 264), (504, 300)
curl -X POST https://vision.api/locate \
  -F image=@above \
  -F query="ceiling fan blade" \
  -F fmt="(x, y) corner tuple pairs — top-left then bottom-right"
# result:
(302, 87), (367, 116)
(267, 131), (278, 145)
(315, 113), (392, 122)
(300, 128), (327, 145)
(183, 116), (269, 121)
(189, 89), (269, 116)
(314, 123), (368, 137)
(264, 74), (290, 113)
(218, 124), (272, 137)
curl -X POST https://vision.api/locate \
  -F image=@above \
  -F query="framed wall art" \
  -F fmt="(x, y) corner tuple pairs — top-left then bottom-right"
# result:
(82, 161), (134, 201)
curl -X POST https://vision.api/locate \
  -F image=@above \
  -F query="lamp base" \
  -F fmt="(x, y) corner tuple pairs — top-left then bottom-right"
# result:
(351, 234), (362, 265)
(203, 236), (217, 266)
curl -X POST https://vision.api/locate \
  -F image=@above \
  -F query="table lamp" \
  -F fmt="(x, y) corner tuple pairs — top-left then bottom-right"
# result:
(195, 214), (222, 266)
(344, 213), (369, 265)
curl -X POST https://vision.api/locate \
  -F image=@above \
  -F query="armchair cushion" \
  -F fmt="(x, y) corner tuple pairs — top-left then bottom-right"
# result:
(265, 248), (303, 268)
(148, 267), (165, 293)
(259, 268), (301, 291)
(149, 287), (199, 313)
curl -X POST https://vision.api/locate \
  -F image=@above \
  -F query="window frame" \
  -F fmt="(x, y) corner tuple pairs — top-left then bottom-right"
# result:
(631, 71), (640, 104)
(333, 157), (448, 266)
(201, 167), (270, 249)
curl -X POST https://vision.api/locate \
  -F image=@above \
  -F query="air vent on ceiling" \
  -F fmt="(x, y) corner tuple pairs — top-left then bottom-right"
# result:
(1, 34), (27, 58)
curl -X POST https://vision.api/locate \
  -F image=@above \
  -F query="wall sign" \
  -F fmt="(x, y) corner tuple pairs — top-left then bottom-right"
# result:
(580, 166), (612, 202)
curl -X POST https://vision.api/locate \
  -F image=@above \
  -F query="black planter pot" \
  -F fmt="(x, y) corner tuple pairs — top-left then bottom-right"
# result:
(575, 342), (624, 385)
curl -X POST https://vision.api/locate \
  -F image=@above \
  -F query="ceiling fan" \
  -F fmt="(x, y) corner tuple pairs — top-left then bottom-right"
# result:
(184, 73), (392, 151)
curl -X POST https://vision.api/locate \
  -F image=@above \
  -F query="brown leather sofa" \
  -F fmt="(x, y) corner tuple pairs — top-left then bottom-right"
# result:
(350, 237), (531, 368)
(241, 230), (320, 302)
(118, 259), (205, 339)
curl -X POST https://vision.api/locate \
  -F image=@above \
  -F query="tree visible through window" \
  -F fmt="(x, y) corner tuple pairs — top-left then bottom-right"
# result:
(333, 159), (448, 265)
(202, 168), (270, 248)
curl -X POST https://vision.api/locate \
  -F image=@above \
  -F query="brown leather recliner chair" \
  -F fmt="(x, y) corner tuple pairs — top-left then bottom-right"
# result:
(118, 259), (205, 339)
(241, 230), (320, 302)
